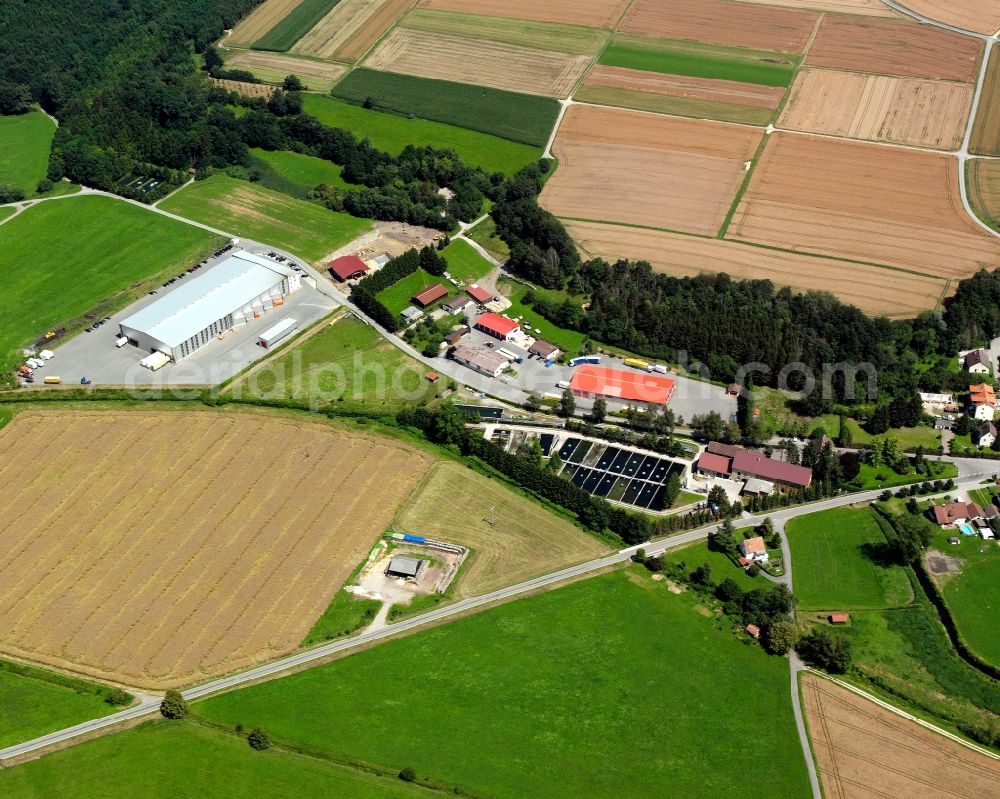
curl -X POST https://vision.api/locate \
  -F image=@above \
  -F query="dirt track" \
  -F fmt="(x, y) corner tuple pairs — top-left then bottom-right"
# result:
(780, 68), (973, 150)
(0, 410), (431, 688)
(620, 0), (819, 53)
(418, 0), (629, 28)
(541, 105), (762, 235)
(801, 673), (1000, 798)
(728, 132), (1000, 277)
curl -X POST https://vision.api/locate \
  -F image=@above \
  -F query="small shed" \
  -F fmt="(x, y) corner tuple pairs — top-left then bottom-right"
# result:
(745, 624), (761, 639)
(426, 372), (439, 383)
(829, 612), (850, 624)
(529, 339), (560, 360)
(400, 306), (424, 325)
(947, 536), (961, 545)
(387, 555), (424, 580)
(412, 284), (448, 307)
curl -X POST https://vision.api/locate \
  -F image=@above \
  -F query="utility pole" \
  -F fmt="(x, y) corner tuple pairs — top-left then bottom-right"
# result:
(489, 505), (496, 526)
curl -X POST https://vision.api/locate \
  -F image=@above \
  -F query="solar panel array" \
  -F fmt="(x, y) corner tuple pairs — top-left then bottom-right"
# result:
(555, 437), (684, 512)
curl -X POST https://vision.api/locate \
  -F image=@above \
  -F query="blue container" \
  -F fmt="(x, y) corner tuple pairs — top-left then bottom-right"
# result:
(403, 534), (426, 543)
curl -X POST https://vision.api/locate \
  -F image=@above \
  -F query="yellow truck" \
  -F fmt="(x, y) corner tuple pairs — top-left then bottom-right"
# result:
(43, 376), (62, 384)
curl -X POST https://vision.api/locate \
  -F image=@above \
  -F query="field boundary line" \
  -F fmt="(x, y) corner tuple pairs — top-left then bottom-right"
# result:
(802, 668), (1000, 760)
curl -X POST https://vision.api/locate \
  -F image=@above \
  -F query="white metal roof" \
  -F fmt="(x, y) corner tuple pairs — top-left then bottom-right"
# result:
(121, 252), (293, 348)
(259, 317), (297, 340)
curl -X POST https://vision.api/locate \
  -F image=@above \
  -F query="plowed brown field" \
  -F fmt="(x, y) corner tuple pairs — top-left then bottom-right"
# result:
(585, 66), (785, 110)
(417, 0), (630, 28)
(892, 1), (1000, 35)
(564, 219), (948, 317)
(362, 27), (590, 96)
(541, 105), (762, 235)
(728, 133), (1000, 277)
(0, 410), (431, 689)
(620, 0), (819, 53)
(969, 48), (1000, 156)
(806, 15), (982, 83)
(732, 0), (896, 15)
(229, 0), (303, 46)
(779, 68), (972, 150)
(293, 0), (415, 62)
(801, 674), (1000, 799)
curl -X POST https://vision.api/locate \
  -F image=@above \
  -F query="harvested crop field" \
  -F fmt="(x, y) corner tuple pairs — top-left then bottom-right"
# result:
(228, 0), (303, 46)
(806, 15), (982, 83)
(779, 68), (972, 150)
(292, 0), (415, 62)
(969, 159), (1000, 230)
(362, 28), (590, 97)
(393, 462), (607, 596)
(892, 0), (1000, 35)
(417, 0), (629, 29)
(564, 219), (948, 317)
(226, 51), (347, 91)
(578, 65), (783, 125)
(728, 133), (1000, 278)
(731, 0), (896, 15)
(212, 78), (274, 98)
(970, 48), (1000, 156)
(620, 0), (819, 53)
(0, 410), (431, 688)
(541, 105), (762, 235)
(801, 673), (1000, 799)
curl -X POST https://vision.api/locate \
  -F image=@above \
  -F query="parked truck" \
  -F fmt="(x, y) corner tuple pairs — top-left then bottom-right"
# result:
(43, 376), (62, 384)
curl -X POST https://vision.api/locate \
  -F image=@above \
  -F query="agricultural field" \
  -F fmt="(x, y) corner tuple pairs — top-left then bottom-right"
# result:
(730, 0), (895, 14)
(159, 175), (370, 263)
(330, 69), (559, 147)
(224, 51), (346, 91)
(0, 721), (430, 798)
(235, 314), (431, 408)
(620, 0), (819, 53)
(0, 410), (431, 688)
(249, 147), (351, 197)
(228, 0), (303, 46)
(441, 238), (492, 283)
(968, 158), (1000, 230)
(251, 0), (343, 51)
(805, 15), (982, 83)
(401, 9), (609, 55)
(0, 196), (221, 363)
(892, 0), (1000, 35)
(926, 530), (1000, 668)
(417, 0), (630, 29)
(785, 507), (913, 610)
(779, 69), (973, 150)
(195, 570), (810, 799)
(212, 78), (274, 99)
(969, 48), (1000, 156)
(564, 220), (949, 317)
(393, 461), (608, 595)
(362, 28), (591, 97)
(0, 111), (55, 194)
(727, 133), (1000, 278)
(292, 0), (414, 62)
(300, 94), (542, 174)
(541, 105), (762, 235)
(800, 673), (1000, 799)
(0, 661), (121, 749)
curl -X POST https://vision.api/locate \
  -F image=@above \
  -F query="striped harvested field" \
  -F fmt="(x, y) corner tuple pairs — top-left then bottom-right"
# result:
(0, 410), (431, 689)
(779, 68), (973, 150)
(731, 0), (896, 15)
(362, 28), (591, 97)
(564, 219), (949, 318)
(226, 51), (347, 91)
(292, 0), (416, 62)
(417, 0), (630, 29)
(968, 159), (1000, 231)
(970, 48), (1000, 155)
(890, 0), (1000, 35)
(228, 0), (303, 47)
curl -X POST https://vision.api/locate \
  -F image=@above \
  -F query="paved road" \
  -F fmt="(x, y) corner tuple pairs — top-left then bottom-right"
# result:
(4, 466), (996, 763)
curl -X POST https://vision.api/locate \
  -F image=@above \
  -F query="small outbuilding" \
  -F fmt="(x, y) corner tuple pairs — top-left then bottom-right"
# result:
(387, 555), (425, 580)
(329, 255), (369, 282)
(412, 284), (448, 307)
(466, 284), (492, 305)
(528, 339), (561, 360)
(829, 613), (850, 624)
(400, 306), (424, 325)
(442, 295), (473, 315)
(745, 624), (761, 639)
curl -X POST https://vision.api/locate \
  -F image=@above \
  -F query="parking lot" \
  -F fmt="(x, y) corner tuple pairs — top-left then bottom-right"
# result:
(47, 249), (337, 387)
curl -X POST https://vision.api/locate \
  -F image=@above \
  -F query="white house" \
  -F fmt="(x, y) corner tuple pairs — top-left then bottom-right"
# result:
(963, 349), (991, 374)
(968, 384), (997, 421)
(738, 536), (769, 564)
(974, 420), (997, 448)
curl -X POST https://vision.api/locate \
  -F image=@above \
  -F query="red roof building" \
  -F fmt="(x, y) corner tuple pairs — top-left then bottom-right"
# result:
(730, 450), (812, 489)
(466, 284), (492, 304)
(328, 255), (369, 282)
(829, 613), (850, 624)
(696, 451), (732, 477)
(412, 283), (448, 307)
(474, 312), (520, 340)
(745, 624), (761, 639)
(569, 365), (674, 407)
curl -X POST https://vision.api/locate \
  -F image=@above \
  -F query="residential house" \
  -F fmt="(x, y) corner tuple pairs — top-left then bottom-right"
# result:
(974, 420), (997, 448)
(738, 536), (769, 563)
(928, 501), (984, 527)
(963, 349), (991, 374)
(968, 383), (997, 421)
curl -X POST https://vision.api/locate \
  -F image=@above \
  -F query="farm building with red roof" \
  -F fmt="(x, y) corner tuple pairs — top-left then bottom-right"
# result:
(412, 284), (448, 307)
(696, 443), (812, 493)
(474, 312), (520, 341)
(328, 255), (369, 282)
(466, 284), (492, 304)
(569, 365), (674, 409)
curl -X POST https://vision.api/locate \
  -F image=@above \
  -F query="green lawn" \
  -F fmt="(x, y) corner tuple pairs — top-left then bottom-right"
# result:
(159, 174), (370, 263)
(0, 207), (15, 223)
(301, 94), (541, 176)
(786, 507), (913, 610)
(660, 539), (762, 591)
(442, 239), (492, 284)
(301, 588), (382, 646)
(252, 0), (341, 51)
(0, 111), (56, 193)
(377, 268), (447, 316)
(0, 720), (429, 798)
(238, 315), (432, 409)
(465, 216), (509, 262)
(194, 570), (809, 799)
(499, 281), (588, 356)
(249, 148), (351, 198)
(600, 35), (799, 87)
(0, 662), (120, 749)
(847, 459), (957, 491)
(0, 195), (221, 365)
(331, 69), (559, 148)
(930, 530), (1000, 668)
(843, 417), (942, 450)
